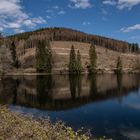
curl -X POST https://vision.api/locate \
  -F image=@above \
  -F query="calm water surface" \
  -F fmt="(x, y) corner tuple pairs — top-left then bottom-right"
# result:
(0, 74), (140, 140)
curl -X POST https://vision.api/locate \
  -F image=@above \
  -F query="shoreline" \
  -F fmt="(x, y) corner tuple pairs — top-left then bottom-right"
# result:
(0, 106), (91, 140)
(1, 68), (140, 76)
(0, 106), (112, 140)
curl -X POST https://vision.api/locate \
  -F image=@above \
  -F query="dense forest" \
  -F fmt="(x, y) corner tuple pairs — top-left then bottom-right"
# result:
(6, 27), (139, 53)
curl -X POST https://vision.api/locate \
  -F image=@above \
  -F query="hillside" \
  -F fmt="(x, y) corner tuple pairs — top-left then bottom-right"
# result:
(9, 27), (139, 53)
(17, 41), (140, 74)
(0, 27), (140, 74)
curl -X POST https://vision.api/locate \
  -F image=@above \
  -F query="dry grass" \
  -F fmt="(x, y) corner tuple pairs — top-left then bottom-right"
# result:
(17, 41), (140, 73)
(0, 106), (93, 140)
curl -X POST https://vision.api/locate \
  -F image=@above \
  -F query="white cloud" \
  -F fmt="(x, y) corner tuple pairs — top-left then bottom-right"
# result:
(23, 19), (34, 27)
(0, 0), (47, 34)
(7, 22), (21, 28)
(53, 5), (59, 9)
(121, 24), (140, 32)
(103, 0), (116, 5)
(46, 9), (54, 13)
(82, 21), (91, 26)
(31, 17), (46, 24)
(0, 27), (4, 31)
(58, 10), (65, 15)
(14, 28), (24, 33)
(46, 15), (51, 19)
(103, 0), (140, 9)
(118, 0), (140, 9)
(0, 0), (28, 19)
(46, 6), (66, 17)
(69, 0), (92, 9)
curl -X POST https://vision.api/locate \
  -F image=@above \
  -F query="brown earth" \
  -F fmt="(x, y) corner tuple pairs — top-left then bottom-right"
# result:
(17, 41), (140, 74)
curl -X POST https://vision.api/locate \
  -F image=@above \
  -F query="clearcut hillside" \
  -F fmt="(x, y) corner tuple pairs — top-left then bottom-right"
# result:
(1, 27), (140, 73)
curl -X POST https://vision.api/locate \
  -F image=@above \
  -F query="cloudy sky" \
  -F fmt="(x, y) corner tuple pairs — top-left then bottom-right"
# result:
(0, 0), (140, 45)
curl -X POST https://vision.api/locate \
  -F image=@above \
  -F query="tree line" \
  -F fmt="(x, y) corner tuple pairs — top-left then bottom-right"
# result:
(68, 44), (123, 74)
(34, 39), (139, 74)
(8, 27), (140, 54)
(0, 34), (139, 75)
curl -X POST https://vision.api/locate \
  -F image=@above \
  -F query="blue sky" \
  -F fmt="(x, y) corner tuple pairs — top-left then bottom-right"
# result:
(0, 0), (140, 45)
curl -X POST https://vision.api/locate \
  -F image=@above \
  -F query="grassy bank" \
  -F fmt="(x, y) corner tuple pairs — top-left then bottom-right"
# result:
(0, 106), (112, 140)
(0, 106), (92, 140)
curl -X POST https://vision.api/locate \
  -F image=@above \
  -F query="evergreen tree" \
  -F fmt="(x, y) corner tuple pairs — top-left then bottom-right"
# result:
(135, 43), (139, 53)
(88, 44), (97, 74)
(116, 56), (123, 74)
(130, 43), (139, 53)
(36, 40), (47, 72)
(76, 50), (82, 73)
(36, 39), (52, 73)
(69, 45), (77, 73)
(10, 42), (19, 68)
(46, 41), (52, 73)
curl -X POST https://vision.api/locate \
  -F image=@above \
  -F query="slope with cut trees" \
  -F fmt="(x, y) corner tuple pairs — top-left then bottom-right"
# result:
(8, 27), (139, 53)
(0, 28), (140, 74)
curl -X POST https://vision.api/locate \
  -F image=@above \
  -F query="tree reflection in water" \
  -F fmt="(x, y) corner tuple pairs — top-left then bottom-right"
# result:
(69, 75), (82, 99)
(0, 74), (139, 110)
(36, 75), (54, 106)
(88, 74), (97, 99)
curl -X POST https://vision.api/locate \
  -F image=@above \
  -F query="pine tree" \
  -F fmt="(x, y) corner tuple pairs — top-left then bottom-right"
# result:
(76, 50), (82, 73)
(116, 56), (123, 74)
(69, 45), (77, 74)
(36, 39), (52, 73)
(10, 42), (19, 68)
(36, 40), (47, 72)
(46, 41), (52, 73)
(89, 44), (97, 74)
(135, 43), (139, 53)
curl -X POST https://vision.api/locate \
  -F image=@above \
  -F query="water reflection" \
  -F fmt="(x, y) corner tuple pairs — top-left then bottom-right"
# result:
(1, 74), (140, 139)
(89, 75), (97, 98)
(69, 75), (82, 99)
(0, 74), (139, 110)
(36, 75), (54, 106)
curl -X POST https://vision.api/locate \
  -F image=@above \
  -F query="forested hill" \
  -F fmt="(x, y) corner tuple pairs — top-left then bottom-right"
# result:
(8, 27), (139, 53)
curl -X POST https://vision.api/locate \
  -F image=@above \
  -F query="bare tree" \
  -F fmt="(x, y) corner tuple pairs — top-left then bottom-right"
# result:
(0, 44), (12, 74)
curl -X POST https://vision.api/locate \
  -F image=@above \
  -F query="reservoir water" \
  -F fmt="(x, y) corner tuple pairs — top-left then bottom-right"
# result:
(0, 74), (140, 140)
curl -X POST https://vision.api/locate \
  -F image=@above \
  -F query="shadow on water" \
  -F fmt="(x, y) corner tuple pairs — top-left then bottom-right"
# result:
(0, 74), (139, 110)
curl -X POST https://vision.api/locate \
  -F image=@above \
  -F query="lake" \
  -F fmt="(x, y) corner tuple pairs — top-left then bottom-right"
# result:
(0, 74), (140, 140)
